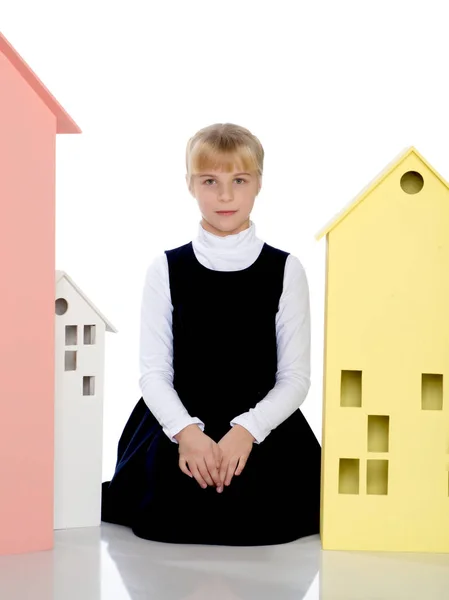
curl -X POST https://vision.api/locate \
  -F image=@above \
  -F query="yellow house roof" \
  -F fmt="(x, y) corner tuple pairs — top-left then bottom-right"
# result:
(315, 146), (449, 241)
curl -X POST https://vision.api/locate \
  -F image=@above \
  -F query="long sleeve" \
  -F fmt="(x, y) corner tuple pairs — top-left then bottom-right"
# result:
(139, 254), (205, 443)
(230, 255), (311, 444)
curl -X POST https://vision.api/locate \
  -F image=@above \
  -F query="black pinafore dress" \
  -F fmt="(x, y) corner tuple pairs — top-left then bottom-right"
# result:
(101, 241), (321, 545)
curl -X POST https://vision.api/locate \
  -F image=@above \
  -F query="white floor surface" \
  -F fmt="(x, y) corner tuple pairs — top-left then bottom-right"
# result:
(1, 524), (449, 599)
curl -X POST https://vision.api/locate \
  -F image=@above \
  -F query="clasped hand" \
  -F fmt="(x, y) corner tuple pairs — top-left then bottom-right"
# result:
(175, 424), (255, 493)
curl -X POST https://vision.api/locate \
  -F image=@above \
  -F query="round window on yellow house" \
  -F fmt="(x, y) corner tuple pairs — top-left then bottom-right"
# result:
(400, 170), (424, 194)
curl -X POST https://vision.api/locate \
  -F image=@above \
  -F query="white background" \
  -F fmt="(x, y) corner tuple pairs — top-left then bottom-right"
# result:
(3, 1), (449, 481)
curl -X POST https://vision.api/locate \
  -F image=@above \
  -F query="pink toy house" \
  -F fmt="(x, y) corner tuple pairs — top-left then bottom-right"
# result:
(0, 31), (80, 555)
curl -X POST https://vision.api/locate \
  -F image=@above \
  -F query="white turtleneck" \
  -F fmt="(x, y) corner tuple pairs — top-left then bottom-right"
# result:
(138, 220), (311, 444)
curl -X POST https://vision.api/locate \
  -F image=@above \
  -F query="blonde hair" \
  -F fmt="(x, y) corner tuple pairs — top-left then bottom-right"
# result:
(185, 123), (264, 192)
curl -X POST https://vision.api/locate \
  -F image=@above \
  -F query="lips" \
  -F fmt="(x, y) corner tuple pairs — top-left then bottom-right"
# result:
(216, 211), (237, 214)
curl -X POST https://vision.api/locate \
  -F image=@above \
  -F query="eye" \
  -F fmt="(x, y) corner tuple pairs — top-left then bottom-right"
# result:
(202, 178), (246, 185)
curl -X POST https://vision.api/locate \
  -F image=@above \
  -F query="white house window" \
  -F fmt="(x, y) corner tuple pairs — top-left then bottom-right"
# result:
(65, 351), (77, 371)
(65, 325), (77, 345)
(83, 376), (95, 396)
(84, 325), (96, 345)
(55, 298), (68, 315)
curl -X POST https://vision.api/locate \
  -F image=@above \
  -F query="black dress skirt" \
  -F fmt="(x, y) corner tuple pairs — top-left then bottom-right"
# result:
(101, 241), (321, 546)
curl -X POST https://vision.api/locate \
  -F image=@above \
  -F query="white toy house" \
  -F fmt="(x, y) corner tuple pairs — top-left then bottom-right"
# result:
(54, 270), (117, 529)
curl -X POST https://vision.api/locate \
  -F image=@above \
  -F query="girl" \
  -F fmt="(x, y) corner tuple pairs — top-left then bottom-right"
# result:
(101, 123), (321, 546)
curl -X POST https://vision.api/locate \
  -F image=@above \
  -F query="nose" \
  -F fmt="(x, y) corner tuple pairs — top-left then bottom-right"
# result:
(218, 183), (234, 201)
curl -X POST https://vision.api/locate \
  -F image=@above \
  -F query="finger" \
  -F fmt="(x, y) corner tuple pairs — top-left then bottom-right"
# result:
(205, 455), (222, 487)
(179, 457), (193, 478)
(188, 462), (208, 489)
(212, 444), (223, 470)
(198, 461), (214, 487)
(235, 455), (248, 476)
(225, 458), (239, 486)
(219, 457), (229, 486)
(215, 451), (225, 492)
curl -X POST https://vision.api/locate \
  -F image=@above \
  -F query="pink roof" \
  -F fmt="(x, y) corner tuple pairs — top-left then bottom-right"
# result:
(0, 31), (81, 134)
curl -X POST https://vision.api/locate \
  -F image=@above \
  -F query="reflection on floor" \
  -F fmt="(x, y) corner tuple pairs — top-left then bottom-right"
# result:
(0, 524), (448, 599)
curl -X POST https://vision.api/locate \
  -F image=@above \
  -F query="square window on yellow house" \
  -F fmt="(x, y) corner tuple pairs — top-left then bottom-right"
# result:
(367, 460), (388, 495)
(368, 415), (389, 452)
(340, 370), (362, 407)
(339, 458), (360, 494)
(422, 373), (443, 410)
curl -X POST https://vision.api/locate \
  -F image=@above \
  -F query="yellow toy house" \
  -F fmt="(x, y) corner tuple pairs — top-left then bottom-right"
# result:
(316, 146), (449, 553)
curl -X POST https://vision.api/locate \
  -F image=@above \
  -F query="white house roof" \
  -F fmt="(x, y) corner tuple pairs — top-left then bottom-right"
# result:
(56, 270), (118, 333)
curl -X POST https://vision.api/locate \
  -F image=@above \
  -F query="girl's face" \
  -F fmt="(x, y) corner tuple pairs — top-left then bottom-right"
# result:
(187, 168), (261, 237)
